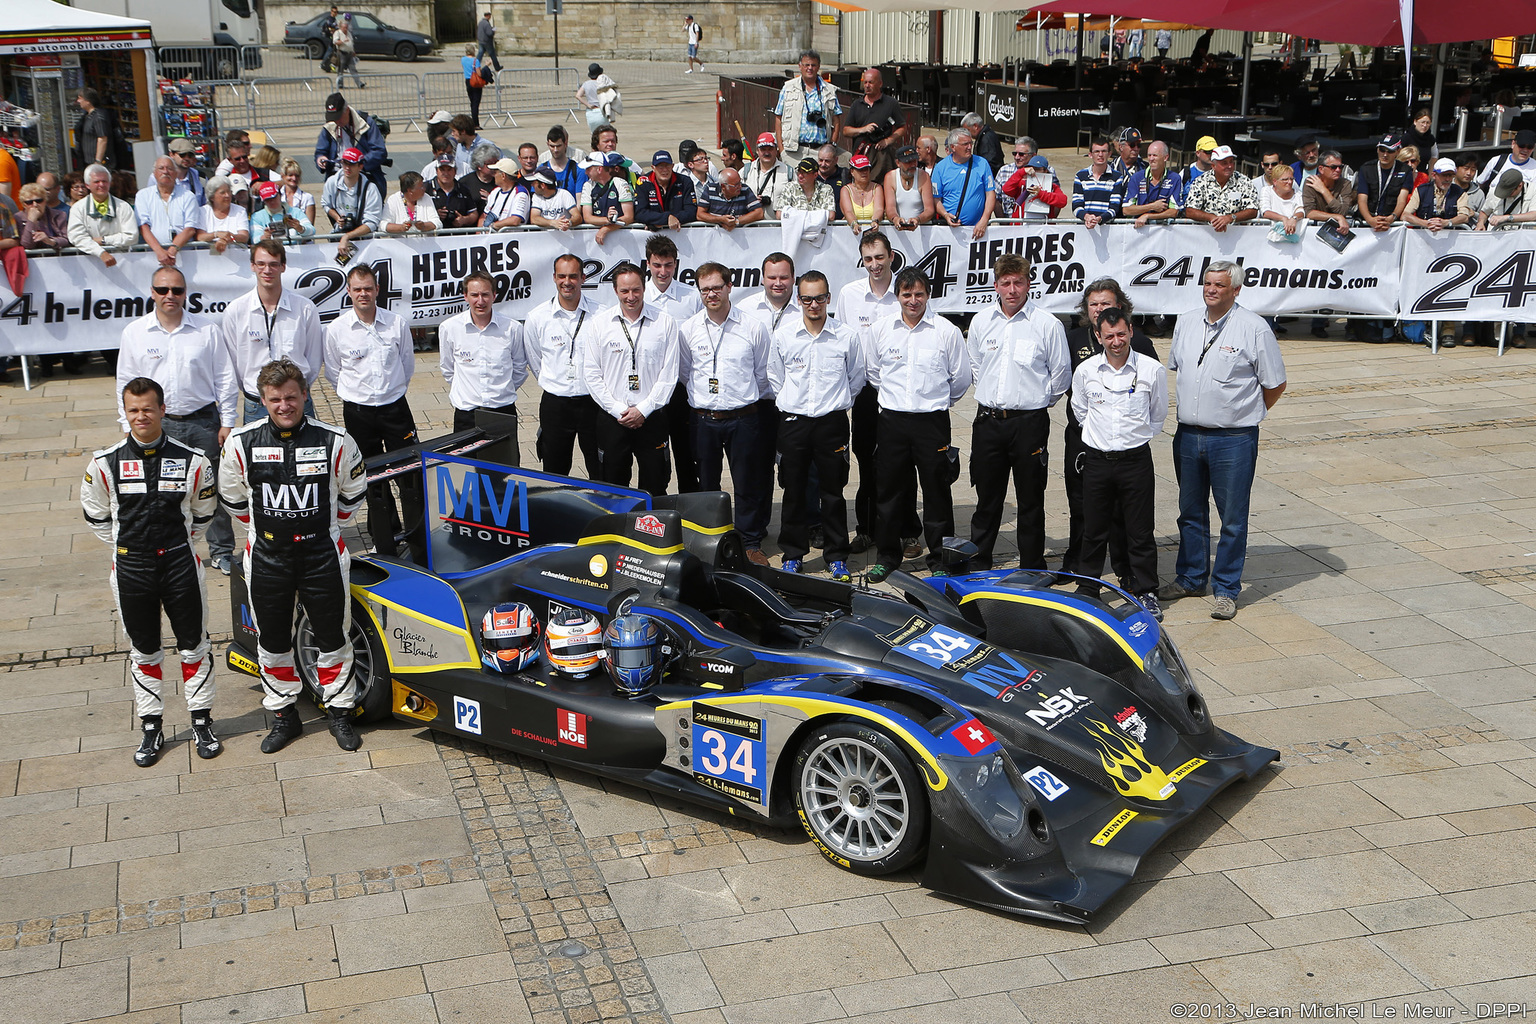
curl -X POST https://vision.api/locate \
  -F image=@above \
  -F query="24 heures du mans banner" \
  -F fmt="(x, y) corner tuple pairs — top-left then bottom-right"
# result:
(0, 222), (1522, 356)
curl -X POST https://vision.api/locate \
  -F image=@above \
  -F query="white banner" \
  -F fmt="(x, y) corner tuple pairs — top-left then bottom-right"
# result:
(1399, 228), (1536, 324)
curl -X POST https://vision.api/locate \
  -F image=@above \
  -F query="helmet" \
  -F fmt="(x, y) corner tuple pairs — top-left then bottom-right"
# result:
(480, 602), (541, 673)
(603, 613), (664, 697)
(544, 608), (605, 676)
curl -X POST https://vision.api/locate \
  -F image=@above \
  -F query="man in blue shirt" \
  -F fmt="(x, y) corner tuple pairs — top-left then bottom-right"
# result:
(1072, 140), (1122, 227)
(931, 128), (996, 238)
(1121, 141), (1183, 226)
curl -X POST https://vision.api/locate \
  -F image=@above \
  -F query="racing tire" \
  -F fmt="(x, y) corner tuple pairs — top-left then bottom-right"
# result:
(395, 41), (418, 62)
(295, 599), (391, 723)
(305, 39), (325, 60)
(792, 721), (928, 875)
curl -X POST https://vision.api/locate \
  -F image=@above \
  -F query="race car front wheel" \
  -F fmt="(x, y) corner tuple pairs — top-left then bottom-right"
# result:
(295, 599), (391, 723)
(793, 722), (928, 875)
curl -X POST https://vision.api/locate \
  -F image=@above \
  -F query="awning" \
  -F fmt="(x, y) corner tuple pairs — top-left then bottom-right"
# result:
(0, 0), (153, 56)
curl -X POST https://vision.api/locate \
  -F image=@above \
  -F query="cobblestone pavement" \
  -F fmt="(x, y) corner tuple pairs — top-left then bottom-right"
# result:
(4, 75), (1536, 1024)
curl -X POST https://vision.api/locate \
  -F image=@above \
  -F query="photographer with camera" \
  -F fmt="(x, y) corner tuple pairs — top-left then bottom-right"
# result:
(774, 50), (842, 166)
(315, 94), (390, 196)
(842, 67), (906, 183)
(322, 148), (382, 265)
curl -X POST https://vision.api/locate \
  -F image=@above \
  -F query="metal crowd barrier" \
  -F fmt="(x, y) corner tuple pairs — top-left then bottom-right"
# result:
(156, 46), (244, 82)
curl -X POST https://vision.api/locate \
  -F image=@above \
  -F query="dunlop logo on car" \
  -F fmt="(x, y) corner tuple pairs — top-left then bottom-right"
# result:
(1169, 757), (1207, 783)
(1091, 808), (1138, 846)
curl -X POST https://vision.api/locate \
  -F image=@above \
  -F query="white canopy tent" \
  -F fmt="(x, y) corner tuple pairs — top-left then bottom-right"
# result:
(0, 0), (154, 54)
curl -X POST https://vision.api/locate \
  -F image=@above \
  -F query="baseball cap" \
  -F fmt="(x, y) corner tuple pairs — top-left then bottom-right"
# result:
(1496, 167), (1525, 198)
(849, 153), (871, 170)
(796, 157), (818, 174)
(340, 147), (363, 164)
(258, 181), (280, 201)
(1432, 157), (1456, 174)
(1195, 135), (1218, 152)
(1378, 132), (1403, 151)
(526, 170), (554, 186)
(427, 110), (453, 125)
(1517, 129), (1536, 148)
(1117, 127), (1142, 145)
(325, 92), (346, 117)
(651, 150), (674, 165)
(491, 157), (520, 176)
(895, 144), (918, 161)
(1028, 154), (1051, 170)
(1210, 145), (1236, 161)
(756, 131), (778, 149)
(588, 62), (604, 76)
(167, 137), (196, 155)
(437, 153), (456, 166)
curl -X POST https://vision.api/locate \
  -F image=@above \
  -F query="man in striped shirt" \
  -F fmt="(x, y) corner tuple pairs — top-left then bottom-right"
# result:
(1071, 140), (1122, 227)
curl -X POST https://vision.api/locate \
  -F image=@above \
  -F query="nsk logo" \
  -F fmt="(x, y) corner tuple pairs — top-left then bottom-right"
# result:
(1026, 687), (1092, 728)
(437, 468), (530, 541)
(261, 482), (319, 515)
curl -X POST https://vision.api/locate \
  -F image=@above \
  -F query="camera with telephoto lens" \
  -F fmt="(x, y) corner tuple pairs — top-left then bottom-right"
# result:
(805, 110), (826, 127)
(338, 213), (362, 233)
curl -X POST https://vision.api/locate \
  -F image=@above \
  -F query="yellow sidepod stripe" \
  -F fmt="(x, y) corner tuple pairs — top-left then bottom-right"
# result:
(577, 534), (685, 556)
(659, 694), (949, 791)
(958, 590), (1143, 668)
(681, 519), (734, 536)
(357, 591), (481, 673)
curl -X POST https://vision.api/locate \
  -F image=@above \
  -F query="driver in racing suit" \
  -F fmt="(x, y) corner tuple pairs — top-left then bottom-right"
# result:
(219, 357), (368, 753)
(82, 376), (222, 768)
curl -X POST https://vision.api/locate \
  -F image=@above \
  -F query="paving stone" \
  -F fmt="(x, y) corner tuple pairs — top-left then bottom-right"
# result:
(0, 863), (117, 921)
(129, 926), (338, 1009)
(0, 959), (126, 1024)
(180, 908), (296, 948)
(400, 879), (487, 913)
(1372, 912), (1536, 988)
(1389, 829), (1536, 893)
(1348, 895), (1469, 933)
(940, 954), (1063, 997)
(1227, 850), (1435, 917)
(700, 923), (913, 1002)
(1194, 936), (1425, 1006)
(180, 986), (306, 1024)
(556, 770), (666, 837)
(680, 911), (796, 950)
(118, 837), (306, 903)
(59, 927), (180, 967)
(304, 966), (426, 1011)
(1148, 924), (1270, 964)
(432, 980), (534, 1024)
(884, 908), (1094, 972)
(607, 869), (745, 930)
(106, 782), (286, 842)
(1044, 937), (1168, 980)
(1086, 874), (1270, 944)
(646, 950), (724, 1013)
(304, 816), (470, 876)
(783, 894), (902, 933)
(1357, 764), (1536, 818)
(284, 992), (441, 1023)
(719, 855), (914, 912)
(1212, 780), (1398, 841)
(332, 904), (506, 975)
(1003, 963), (1221, 1024)
(720, 989), (844, 1024)
(0, 942), (61, 978)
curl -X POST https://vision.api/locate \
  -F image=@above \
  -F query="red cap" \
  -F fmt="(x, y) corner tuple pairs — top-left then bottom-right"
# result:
(849, 153), (871, 170)
(258, 181), (280, 201)
(755, 132), (778, 149)
(341, 147), (363, 164)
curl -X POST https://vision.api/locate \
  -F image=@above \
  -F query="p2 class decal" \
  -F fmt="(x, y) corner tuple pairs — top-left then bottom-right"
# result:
(948, 718), (998, 755)
(1022, 765), (1070, 801)
(690, 705), (765, 804)
(1090, 808), (1137, 847)
(453, 695), (482, 735)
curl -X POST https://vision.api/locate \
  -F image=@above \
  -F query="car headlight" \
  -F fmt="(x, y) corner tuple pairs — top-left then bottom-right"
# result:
(975, 753), (1003, 788)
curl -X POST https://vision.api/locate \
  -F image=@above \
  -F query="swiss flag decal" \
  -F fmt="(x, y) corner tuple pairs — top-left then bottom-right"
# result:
(949, 718), (998, 755)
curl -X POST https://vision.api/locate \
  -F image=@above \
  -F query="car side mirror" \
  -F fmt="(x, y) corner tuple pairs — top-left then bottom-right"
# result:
(940, 536), (979, 568)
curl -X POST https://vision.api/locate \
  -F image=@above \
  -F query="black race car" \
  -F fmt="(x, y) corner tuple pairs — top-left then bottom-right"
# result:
(283, 12), (434, 62)
(227, 429), (1277, 922)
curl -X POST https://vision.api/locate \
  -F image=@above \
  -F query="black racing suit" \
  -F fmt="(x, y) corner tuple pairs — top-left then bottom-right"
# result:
(219, 415), (366, 711)
(81, 433), (218, 718)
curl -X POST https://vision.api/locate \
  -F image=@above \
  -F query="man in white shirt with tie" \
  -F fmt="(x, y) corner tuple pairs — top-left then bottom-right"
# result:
(583, 262), (681, 497)
(439, 270), (529, 440)
(643, 235), (704, 496)
(525, 254), (602, 477)
(323, 264), (424, 560)
(116, 266), (240, 574)
(681, 262), (772, 561)
(863, 268), (973, 583)
(966, 253), (1070, 572)
(1071, 307), (1168, 619)
(221, 240), (326, 424)
(768, 270), (864, 581)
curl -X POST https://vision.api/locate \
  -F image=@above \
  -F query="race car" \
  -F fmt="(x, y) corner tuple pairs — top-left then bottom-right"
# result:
(227, 429), (1277, 922)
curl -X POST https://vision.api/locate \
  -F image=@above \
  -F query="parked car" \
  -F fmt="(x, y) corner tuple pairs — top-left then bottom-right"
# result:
(282, 11), (434, 62)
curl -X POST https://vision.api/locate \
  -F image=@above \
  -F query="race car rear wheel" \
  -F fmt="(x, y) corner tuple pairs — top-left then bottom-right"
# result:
(793, 722), (928, 875)
(295, 599), (391, 723)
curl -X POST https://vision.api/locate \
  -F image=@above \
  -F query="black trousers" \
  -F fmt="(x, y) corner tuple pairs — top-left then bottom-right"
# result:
(537, 393), (601, 478)
(453, 403), (519, 456)
(114, 544), (211, 717)
(777, 411), (851, 561)
(594, 411), (671, 497)
(854, 385), (919, 538)
(343, 397), (425, 558)
(665, 383), (700, 493)
(875, 410), (953, 571)
(1078, 444), (1158, 595)
(1063, 421), (1134, 584)
(969, 408), (1050, 570)
(694, 409), (768, 548)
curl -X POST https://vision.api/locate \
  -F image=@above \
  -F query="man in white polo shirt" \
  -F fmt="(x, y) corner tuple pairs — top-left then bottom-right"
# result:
(526, 254), (603, 478)
(439, 270), (528, 440)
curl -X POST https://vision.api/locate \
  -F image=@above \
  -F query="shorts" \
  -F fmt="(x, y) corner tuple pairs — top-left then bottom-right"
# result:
(688, 43), (698, 58)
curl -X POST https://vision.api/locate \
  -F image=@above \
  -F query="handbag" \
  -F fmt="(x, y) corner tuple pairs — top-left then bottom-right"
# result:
(469, 68), (486, 89)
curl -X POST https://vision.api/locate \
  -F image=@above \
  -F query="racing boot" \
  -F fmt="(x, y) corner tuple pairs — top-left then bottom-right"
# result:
(133, 716), (164, 768)
(190, 713), (223, 760)
(260, 705), (304, 754)
(327, 706), (362, 752)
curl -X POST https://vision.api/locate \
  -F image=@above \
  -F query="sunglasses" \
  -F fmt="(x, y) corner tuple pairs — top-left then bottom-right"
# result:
(152, 286), (186, 296)
(798, 293), (830, 303)
(22, 198), (43, 205)
(1321, 163), (1344, 169)
(1260, 161), (1280, 168)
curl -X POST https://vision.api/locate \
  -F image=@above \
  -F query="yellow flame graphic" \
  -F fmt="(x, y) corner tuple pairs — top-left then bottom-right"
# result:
(1083, 718), (1177, 801)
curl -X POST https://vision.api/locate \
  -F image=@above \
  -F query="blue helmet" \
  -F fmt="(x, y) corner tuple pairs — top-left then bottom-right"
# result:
(603, 613), (664, 697)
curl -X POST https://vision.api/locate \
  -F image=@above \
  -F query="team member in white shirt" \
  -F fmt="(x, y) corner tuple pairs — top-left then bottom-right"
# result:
(524, 171), (578, 229)
(1070, 307), (1169, 619)
(966, 253), (1070, 572)
(582, 262), (681, 497)
(863, 268), (974, 583)
(526, 255), (603, 477)
(768, 270), (865, 581)
(221, 240), (327, 425)
(116, 266), (240, 574)
(323, 264), (425, 560)
(643, 235), (705, 497)
(383, 171), (442, 234)
(834, 230), (911, 556)
(681, 262), (772, 559)
(736, 252), (800, 548)
(439, 270), (529, 438)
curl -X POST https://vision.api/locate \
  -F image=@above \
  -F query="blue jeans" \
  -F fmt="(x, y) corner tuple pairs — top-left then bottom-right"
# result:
(1171, 425), (1259, 599)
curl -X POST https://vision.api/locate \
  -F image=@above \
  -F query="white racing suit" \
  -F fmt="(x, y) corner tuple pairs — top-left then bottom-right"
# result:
(219, 415), (366, 711)
(81, 433), (218, 717)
